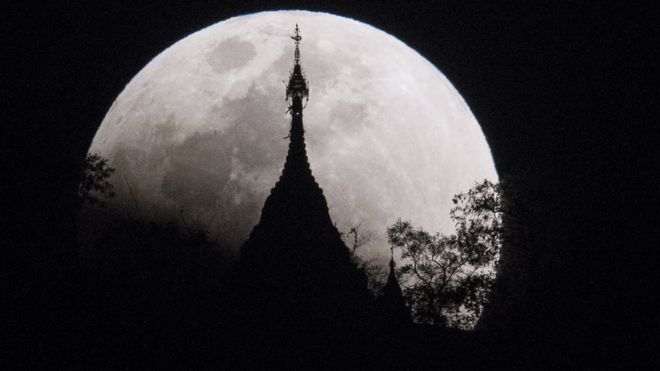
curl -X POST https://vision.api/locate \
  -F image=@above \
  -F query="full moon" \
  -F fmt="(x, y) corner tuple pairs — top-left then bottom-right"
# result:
(87, 11), (497, 262)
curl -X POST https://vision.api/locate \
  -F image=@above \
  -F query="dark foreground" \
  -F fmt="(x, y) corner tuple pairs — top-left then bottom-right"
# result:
(2, 221), (616, 370)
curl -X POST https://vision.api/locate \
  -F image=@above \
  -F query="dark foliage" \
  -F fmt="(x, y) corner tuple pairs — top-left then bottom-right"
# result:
(78, 153), (115, 207)
(388, 180), (502, 329)
(343, 223), (387, 293)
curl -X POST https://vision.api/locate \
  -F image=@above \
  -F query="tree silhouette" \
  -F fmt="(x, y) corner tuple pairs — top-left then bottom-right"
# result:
(342, 223), (386, 293)
(387, 180), (502, 329)
(78, 152), (115, 206)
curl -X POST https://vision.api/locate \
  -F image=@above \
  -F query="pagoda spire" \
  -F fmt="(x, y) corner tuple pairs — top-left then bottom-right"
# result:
(230, 26), (376, 359)
(388, 247), (396, 278)
(385, 246), (400, 294)
(377, 246), (411, 326)
(286, 24), (309, 116)
(292, 24), (302, 65)
(240, 24), (340, 260)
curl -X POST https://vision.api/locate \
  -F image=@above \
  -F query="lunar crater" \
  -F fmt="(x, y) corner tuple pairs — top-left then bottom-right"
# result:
(207, 37), (257, 74)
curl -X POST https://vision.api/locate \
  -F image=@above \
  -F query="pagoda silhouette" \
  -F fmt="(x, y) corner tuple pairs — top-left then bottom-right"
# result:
(225, 26), (409, 366)
(377, 248), (412, 326)
(240, 25), (350, 276)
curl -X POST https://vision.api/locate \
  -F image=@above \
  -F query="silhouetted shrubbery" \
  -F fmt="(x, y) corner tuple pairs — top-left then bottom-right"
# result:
(388, 180), (502, 329)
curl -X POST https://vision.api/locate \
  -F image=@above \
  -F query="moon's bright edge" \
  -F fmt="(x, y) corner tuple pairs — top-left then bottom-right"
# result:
(86, 10), (498, 263)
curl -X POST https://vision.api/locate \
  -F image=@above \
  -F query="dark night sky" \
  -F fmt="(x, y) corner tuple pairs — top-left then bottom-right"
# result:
(4, 1), (658, 362)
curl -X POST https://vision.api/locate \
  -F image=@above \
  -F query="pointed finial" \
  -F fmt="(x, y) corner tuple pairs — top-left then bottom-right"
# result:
(292, 24), (302, 43)
(389, 245), (396, 270)
(285, 24), (309, 107)
(291, 24), (302, 64)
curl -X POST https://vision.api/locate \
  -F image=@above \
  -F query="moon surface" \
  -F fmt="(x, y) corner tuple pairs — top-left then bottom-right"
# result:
(88, 11), (498, 262)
